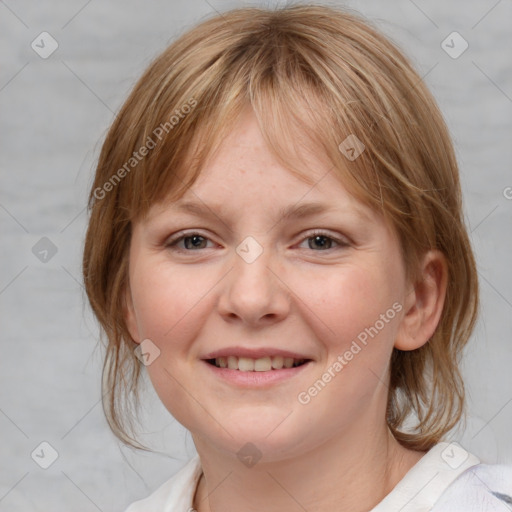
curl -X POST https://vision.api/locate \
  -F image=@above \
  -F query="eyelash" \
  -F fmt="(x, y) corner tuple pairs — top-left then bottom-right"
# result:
(165, 230), (349, 253)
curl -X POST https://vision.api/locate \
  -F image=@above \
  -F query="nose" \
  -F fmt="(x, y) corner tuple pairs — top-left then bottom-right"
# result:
(217, 239), (291, 326)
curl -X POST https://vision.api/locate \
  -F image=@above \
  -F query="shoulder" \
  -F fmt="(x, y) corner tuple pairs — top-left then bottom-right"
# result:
(432, 463), (512, 511)
(123, 455), (202, 512)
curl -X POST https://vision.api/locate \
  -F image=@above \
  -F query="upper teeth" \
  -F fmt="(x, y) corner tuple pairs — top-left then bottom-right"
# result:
(214, 356), (306, 371)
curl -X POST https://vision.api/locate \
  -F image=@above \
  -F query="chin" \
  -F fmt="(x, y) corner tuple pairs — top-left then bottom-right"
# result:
(194, 415), (314, 463)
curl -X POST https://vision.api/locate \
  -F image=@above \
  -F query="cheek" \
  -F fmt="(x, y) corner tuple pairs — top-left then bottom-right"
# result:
(130, 259), (208, 341)
(293, 262), (400, 346)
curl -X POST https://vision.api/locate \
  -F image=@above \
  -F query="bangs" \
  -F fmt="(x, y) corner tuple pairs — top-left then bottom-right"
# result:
(114, 16), (393, 225)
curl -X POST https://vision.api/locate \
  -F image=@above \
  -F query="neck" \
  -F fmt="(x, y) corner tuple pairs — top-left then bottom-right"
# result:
(192, 424), (425, 512)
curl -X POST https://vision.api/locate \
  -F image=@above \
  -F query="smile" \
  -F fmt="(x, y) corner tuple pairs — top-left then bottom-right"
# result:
(206, 356), (310, 372)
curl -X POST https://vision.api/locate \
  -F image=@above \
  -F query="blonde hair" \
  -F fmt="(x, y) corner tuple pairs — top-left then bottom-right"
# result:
(83, 4), (479, 451)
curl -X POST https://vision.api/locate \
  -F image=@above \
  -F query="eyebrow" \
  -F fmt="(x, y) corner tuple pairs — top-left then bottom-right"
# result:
(173, 200), (372, 223)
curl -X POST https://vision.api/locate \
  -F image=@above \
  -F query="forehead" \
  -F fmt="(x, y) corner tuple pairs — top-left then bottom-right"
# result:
(144, 166), (380, 235)
(146, 108), (378, 224)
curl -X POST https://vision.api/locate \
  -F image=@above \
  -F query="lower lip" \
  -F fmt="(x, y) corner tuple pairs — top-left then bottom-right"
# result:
(201, 360), (312, 387)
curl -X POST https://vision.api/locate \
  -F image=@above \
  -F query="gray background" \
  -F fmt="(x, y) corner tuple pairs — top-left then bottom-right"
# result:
(1, 0), (511, 510)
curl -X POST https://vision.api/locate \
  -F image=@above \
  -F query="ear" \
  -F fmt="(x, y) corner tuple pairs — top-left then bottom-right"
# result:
(394, 250), (448, 351)
(124, 282), (141, 344)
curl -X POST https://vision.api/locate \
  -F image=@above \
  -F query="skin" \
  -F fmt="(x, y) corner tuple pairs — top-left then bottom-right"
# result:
(125, 106), (448, 512)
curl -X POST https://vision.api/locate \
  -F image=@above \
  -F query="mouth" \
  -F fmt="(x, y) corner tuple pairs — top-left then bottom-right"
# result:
(205, 356), (311, 372)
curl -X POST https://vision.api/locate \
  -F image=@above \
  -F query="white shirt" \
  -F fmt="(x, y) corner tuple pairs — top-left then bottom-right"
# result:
(124, 442), (512, 511)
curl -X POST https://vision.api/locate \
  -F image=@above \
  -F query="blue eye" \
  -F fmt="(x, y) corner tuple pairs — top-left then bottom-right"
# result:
(298, 230), (348, 251)
(167, 233), (214, 251)
(166, 230), (348, 252)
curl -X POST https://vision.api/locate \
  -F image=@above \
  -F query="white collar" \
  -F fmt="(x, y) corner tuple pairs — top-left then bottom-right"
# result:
(126, 442), (480, 511)
(370, 442), (480, 511)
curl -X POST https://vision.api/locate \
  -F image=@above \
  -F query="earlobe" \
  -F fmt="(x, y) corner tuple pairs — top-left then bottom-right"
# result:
(124, 283), (141, 344)
(394, 250), (448, 351)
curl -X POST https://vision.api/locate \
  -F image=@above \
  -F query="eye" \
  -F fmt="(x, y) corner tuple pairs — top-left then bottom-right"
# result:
(165, 230), (349, 253)
(166, 232), (215, 251)
(298, 230), (348, 251)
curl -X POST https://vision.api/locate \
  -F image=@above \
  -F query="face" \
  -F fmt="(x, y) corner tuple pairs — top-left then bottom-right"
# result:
(125, 107), (413, 462)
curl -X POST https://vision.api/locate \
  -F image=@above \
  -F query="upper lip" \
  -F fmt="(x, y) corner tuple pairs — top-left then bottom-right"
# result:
(201, 347), (313, 360)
